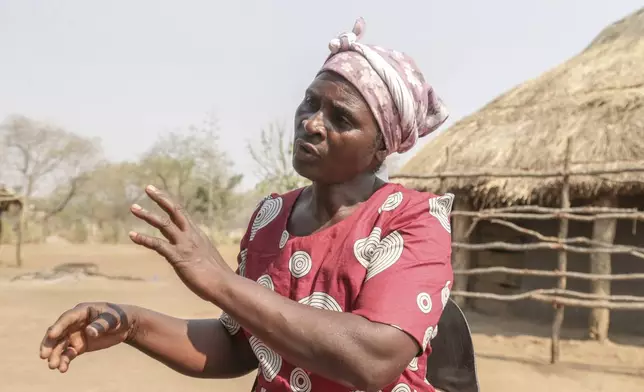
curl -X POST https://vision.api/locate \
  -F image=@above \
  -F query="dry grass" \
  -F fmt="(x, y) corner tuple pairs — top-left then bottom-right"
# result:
(0, 243), (643, 391)
(398, 7), (644, 208)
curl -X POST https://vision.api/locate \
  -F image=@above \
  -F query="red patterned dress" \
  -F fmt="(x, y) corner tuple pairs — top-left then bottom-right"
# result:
(220, 182), (454, 392)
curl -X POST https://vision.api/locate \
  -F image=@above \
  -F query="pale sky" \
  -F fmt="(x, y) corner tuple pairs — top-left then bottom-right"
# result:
(1, 1), (642, 189)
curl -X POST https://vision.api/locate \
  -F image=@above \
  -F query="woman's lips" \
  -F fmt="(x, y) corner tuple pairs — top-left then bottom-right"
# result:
(294, 139), (321, 160)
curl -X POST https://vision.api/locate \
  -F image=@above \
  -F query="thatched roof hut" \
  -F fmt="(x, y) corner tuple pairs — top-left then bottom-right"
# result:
(398, 7), (644, 208)
(0, 185), (22, 210)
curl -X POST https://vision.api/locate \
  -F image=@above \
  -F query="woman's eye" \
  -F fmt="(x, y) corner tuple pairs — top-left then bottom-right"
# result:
(333, 111), (353, 129)
(304, 95), (318, 108)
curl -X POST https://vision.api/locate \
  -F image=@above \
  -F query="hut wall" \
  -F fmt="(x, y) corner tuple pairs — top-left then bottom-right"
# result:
(469, 221), (524, 314)
(472, 219), (644, 337)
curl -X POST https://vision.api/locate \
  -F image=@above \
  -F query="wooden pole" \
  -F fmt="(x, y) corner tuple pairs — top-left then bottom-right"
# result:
(440, 147), (472, 307)
(0, 216), (3, 260)
(15, 197), (25, 268)
(551, 138), (572, 364)
(588, 196), (617, 342)
(454, 266), (644, 281)
(450, 290), (644, 309)
(452, 197), (472, 307)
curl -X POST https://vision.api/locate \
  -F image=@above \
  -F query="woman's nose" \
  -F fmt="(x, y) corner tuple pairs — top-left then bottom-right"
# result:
(302, 111), (326, 140)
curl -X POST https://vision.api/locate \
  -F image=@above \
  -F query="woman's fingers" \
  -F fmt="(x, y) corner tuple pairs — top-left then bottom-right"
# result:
(57, 329), (87, 373)
(144, 185), (189, 230)
(86, 311), (121, 337)
(40, 307), (88, 359)
(128, 231), (178, 262)
(58, 346), (79, 373)
(40, 304), (130, 373)
(46, 308), (84, 340)
(130, 204), (181, 243)
(47, 338), (69, 369)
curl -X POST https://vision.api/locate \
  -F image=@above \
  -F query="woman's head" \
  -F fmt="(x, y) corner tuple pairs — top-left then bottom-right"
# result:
(292, 71), (387, 183)
(292, 18), (448, 184)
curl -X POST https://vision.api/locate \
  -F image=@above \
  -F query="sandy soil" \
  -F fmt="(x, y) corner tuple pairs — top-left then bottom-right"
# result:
(1, 243), (642, 392)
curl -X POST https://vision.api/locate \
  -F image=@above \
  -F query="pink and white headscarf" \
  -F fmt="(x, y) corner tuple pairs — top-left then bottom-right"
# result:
(319, 18), (449, 156)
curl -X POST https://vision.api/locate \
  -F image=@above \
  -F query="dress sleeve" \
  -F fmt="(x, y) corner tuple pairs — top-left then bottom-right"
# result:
(233, 194), (272, 278)
(351, 192), (455, 355)
(220, 194), (271, 336)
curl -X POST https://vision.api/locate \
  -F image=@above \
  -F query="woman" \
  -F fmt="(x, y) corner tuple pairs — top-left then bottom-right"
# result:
(39, 18), (454, 392)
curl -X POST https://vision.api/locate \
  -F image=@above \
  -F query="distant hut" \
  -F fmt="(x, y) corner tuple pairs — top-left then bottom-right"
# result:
(397, 7), (644, 339)
(0, 185), (22, 240)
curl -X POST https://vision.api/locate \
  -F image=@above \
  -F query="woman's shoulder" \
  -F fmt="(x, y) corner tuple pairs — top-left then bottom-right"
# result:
(382, 183), (454, 212)
(254, 187), (305, 207)
(246, 187), (305, 223)
(376, 183), (455, 233)
(238, 188), (306, 250)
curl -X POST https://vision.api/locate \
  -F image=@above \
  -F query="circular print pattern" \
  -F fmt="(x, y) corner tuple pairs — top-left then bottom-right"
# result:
(249, 336), (282, 382)
(378, 191), (403, 213)
(289, 251), (312, 278)
(289, 368), (312, 392)
(417, 292), (432, 314)
(428, 194), (454, 233)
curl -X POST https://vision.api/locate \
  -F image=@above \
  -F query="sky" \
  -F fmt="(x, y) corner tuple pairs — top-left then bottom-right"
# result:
(1, 0), (642, 189)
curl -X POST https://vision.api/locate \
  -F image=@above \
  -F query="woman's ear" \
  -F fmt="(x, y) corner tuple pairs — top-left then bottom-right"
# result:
(375, 148), (388, 165)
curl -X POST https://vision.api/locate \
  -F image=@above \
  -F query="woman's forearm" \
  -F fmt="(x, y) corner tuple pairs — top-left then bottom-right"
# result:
(125, 305), (258, 379)
(210, 275), (416, 391)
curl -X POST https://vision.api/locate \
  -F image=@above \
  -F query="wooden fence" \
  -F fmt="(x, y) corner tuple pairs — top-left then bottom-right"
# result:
(392, 138), (644, 364)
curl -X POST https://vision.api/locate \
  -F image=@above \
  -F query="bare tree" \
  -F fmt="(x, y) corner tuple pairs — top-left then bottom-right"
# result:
(247, 121), (309, 194)
(0, 114), (102, 266)
(22, 112), (248, 245)
(45, 162), (148, 243)
(139, 113), (242, 227)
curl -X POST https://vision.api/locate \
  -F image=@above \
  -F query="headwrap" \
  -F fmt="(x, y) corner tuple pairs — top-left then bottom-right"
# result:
(319, 18), (449, 156)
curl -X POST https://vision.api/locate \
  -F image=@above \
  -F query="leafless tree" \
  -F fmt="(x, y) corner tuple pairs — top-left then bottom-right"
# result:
(139, 112), (242, 227)
(0, 114), (102, 266)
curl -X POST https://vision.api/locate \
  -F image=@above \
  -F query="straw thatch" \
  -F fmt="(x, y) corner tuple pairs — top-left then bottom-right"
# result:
(0, 185), (22, 211)
(398, 7), (644, 208)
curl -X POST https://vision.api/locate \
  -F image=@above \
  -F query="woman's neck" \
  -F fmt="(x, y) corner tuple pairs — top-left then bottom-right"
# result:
(307, 174), (385, 222)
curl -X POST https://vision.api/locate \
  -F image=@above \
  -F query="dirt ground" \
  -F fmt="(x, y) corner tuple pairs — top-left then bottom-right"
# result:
(1, 243), (643, 392)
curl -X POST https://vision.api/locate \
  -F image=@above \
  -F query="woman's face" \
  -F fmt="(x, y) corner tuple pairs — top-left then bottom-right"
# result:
(292, 71), (387, 184)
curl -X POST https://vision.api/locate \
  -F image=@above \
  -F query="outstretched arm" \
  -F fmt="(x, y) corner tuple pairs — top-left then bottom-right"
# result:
(39, 302), (258, 378)
(215, 274), (421, 391)
(126, 306), (258, 379)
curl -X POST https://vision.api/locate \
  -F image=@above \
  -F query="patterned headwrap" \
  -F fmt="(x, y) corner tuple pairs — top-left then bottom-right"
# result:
(319, 18), (449, 156)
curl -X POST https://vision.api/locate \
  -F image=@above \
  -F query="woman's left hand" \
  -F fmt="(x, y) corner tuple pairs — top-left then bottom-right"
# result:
(128, 185), (234, 301)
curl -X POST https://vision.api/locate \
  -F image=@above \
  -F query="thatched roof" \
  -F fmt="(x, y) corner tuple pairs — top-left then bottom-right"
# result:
(0, 185), (22, 211)
(398, 7), (644, 208)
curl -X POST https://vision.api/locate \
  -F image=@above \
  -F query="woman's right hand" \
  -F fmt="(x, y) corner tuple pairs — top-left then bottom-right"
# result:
(39, 302), (138, 373)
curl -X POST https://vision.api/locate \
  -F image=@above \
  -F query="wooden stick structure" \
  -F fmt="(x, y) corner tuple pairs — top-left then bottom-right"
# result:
(454, 266), (644, 281)
(550, 138), (571, 364)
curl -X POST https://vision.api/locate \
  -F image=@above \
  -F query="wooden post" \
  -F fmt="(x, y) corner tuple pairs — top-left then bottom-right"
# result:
(452, 196), (472, 307)
(551, 138), (572, 364)
(588, 196), (617, 342)
(441, 147), (472, 307)
(15, 197), (25, 268)
(0, 216), (3, 260)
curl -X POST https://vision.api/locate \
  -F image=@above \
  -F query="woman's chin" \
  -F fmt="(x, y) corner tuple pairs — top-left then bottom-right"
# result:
(292, 161), (318, 182)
